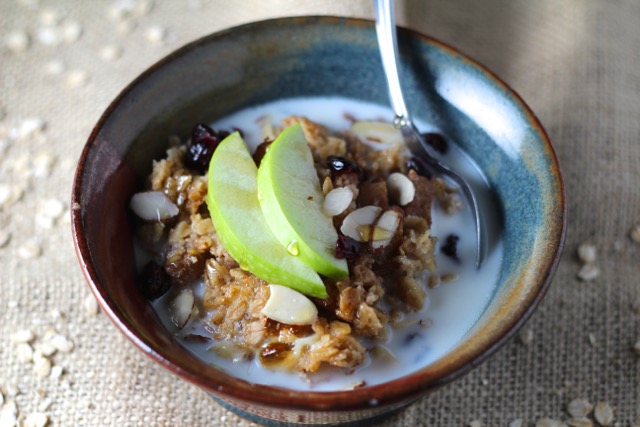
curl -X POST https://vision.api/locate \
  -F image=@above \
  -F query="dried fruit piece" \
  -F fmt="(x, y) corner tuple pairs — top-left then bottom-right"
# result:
(441, 234), (460, 260)
(335, 234), (362, 260)
(261, 284), (318, 326)
(139, 261), (171, 300)
(421, 132), (449, 154)
(185, 123), (228, 173)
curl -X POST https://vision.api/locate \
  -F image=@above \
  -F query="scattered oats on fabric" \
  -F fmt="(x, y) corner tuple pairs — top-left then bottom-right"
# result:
(145, 25), (166, 43)
(99, 44), (122, 62)
(593, 401), (614, 426)
(16, 343), (34, 363)
(576, 243), (597, 264)
(577, 264), (600, 281)
(62, 20), (82, 43)
(535, 419), (567, 427)
(18, 241), (42, 259)
(5, 30), (30, 53)
(44, 60), (65, 75)
(630, 224), (640, 243)
(22, 412), (49, 427)
(519, 328), (534, 346)
(0, 230), (11, 248)
(66, 70), (89, 88)
(566, 417), (593, 427)
(567, 398), (593, 417)
(11, 329), (34, 344)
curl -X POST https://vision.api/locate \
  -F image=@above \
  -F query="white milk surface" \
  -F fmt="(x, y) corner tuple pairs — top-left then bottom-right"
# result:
(152, 97), (503, 391)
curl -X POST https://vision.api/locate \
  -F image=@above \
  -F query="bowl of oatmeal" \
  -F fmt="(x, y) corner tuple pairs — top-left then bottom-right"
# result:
(71, 16), (565, 426)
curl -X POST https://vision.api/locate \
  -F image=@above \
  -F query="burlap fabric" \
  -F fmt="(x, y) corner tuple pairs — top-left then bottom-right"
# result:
(1, 1), (638, 425)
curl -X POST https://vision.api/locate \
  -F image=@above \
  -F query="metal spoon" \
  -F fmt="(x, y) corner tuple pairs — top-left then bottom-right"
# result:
(374, 0), (485, 267)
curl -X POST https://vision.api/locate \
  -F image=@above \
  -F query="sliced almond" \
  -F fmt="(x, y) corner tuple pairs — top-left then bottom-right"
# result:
(168, 289), (195, 329)
(130, 191), (179, 221)
(323, 187), (353, 216)
(340, 206), (382, 242)
(387, 172), (415, 206)
(371, 209), (402, 249)
(350, 121), (403, 149)
(261, 284), (318, 325)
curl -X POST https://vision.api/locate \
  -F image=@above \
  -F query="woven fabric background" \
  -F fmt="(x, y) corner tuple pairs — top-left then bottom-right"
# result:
(1, 0), (639, 426)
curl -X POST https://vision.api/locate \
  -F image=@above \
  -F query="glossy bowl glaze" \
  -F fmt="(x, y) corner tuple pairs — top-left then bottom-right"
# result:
(71, 16), (565, 426)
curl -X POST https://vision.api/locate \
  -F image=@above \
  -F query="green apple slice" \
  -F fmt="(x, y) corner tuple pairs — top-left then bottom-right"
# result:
(206, 132), (327, 299)
(257, 124), (348, 279)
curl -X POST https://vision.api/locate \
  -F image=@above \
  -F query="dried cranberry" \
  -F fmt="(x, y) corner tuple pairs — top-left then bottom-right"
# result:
(421, 132), (448, 154)
(335, 234), (362, 260)
(139, 261), (171, 300)
(252, 138), (273, 166)
(184, 124), (229, 173)
(441, 234), (460, 260)
(327, 156), (360, 178)
(405, 157), (432, 179)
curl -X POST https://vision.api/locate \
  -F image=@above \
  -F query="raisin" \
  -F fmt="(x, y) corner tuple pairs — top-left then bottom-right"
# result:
(138, 261), (171, 300)
(252, 138), (272, 166)
(421, 132), (448, 154)
(327, 155), (360, 178)
(441, 234), (460, 260)
(259, 342), (293, 367)
(184, 123), (230, 173)
(335, 234), (362, 260)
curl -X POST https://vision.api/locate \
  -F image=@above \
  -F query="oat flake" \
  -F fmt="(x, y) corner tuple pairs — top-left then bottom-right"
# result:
(18, 241), (41, 259)
(16, 343), (34, 363)
(45, 60), (65, 75)
(509, 419), (524, 427)
(62, 20), (82, 43)
(577, 243), (597, 264)
(0, 230), (11, 248)
(566, 417), (593, 427)
(536, 419), (566, 427)
(99, 44), (122, 62)
(49, 334), (74, 353)
(33, 356), (52, 378)
(11, 328), (34, 344)
(567, 398), (593, 417)
(468, 420), (482, 427)
(594, 401), (614, 426)
(519, 328), (534, 346)
(632, 340), (640, 356)
(145, 25), (166, 44)
(23, 412), (48, 427)
(577, 264), (600, 281)
(630, 224), (640, 243)
(66, 70), (89, 88)
(83, 294), (99, 316)
(50, 365), (64, 380)
(5, 30), (30, 53)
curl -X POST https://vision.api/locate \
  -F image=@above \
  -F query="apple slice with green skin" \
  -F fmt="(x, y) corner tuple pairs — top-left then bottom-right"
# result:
(257, 124), (348, 279)
(206, 132), (327, 299)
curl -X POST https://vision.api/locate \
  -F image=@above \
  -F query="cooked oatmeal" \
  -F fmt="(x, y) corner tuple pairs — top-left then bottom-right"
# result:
(135, 115), (460, 374)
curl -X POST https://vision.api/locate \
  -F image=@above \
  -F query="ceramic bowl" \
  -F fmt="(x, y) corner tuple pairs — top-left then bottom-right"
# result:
(71, 16), (565, 426)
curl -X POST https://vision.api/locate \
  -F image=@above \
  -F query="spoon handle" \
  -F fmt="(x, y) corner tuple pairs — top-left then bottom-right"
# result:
(374, 0), (410, 121)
